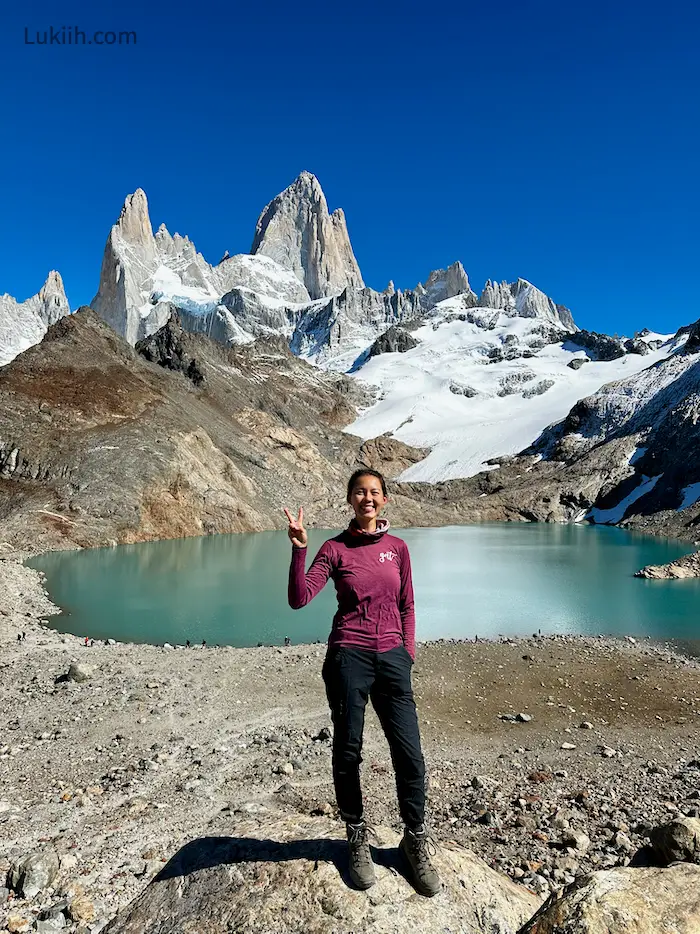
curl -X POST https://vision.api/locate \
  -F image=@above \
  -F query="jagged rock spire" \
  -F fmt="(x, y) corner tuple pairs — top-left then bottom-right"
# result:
(479, 278), (575, 330)
(0, 270), (71, 366)
(423, 262), (475, 305)
(251, 171), (365, 300)
(91, 189), (159, 343)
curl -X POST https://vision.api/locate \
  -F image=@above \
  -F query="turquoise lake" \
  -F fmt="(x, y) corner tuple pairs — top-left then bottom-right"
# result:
(26, 523), (700, 648)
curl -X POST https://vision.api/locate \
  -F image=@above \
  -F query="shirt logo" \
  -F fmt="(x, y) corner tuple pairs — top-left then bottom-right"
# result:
(379, 551), (397, 563)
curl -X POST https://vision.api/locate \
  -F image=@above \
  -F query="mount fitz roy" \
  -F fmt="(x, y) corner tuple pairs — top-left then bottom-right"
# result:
(1, 171), (700, 557)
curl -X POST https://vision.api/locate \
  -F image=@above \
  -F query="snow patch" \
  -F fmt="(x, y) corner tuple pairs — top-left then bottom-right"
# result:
(587, 475), (662, 525)
(677, 482), (700, 511)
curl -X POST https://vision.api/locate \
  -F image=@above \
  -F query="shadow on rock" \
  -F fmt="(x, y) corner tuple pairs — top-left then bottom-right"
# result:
(154, 834), (411, 891)
(103, 816), (541, 934)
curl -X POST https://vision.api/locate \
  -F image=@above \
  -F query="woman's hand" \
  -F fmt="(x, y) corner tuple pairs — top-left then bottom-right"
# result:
(283, 506), (308, 548)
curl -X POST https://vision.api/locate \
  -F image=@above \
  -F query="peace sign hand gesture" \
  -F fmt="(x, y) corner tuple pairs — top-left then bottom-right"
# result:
(283, 506), (308, 548)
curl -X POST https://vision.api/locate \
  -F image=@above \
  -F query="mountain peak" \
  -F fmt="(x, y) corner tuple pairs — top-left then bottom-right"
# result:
(423, 261), (475, 305)
(478, 278), (575, 330)
(115, 188), (154, 247)
(40, 270), (66, 296)
(251, 174), (364, 300)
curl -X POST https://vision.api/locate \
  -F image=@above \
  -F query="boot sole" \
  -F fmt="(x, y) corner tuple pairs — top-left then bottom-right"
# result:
(348, 869), (377, 890)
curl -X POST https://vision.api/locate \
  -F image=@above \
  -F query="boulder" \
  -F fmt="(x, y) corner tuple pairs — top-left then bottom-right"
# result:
(518, 863), (700, 933)
(367, 326), (418, 357)
(66, 661), (93, 683)
(8, 849), (60, 899)
(564, 329), (624, 362)
(650, 816), (700, 865)
(103, 816), (540, 934)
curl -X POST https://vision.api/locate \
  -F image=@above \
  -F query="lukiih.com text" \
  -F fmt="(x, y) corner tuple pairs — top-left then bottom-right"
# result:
(24, 26), (137, 45)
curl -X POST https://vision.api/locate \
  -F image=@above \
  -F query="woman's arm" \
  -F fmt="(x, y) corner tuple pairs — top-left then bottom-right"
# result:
(399, 542), (416, 659)
(288, 541), (334, 609)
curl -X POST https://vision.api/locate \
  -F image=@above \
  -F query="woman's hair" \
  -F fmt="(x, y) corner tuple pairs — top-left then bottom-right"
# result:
(346, 468), (388, 501)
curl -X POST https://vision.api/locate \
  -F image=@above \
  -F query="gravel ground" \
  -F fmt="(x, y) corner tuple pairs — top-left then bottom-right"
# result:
(1, 545), (699, 931)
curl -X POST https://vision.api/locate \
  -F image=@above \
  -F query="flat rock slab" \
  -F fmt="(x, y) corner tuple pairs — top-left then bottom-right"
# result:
(519, 862), (700, 933)
(104, 815), (541, 934)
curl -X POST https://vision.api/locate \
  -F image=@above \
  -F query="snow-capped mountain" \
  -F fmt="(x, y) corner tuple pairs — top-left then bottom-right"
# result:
(0, 271), (70, 366)
(88, 173), (578, 374)
(1, 171), (678, 490)
(340, 296), (673, 480)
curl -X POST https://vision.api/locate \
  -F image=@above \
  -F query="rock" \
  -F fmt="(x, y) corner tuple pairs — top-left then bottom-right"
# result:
(9, 848), (60, 898)
(624, 337), (650, 356)
(66, 661), (93, 683)
(367, 326), (418, 358)
(36, 910), (67, 933)
(567, 358), (588, 370)
(612, 831), (634, 853)
(650, 817), (700, 865)
(516, 713), (533, 723)
(522, 379), (555, 399)
(561, 743), (576, 750)
(68, 895), (96, 925)
(102, 816), (540, 933)
(561, 831), (591, 854)
(450, 382), (478, 397)
(565, 329), (624, 362)
(6, 914), (31, 933)
(579, 721), (593, 730)
(518, 863), (700, 933)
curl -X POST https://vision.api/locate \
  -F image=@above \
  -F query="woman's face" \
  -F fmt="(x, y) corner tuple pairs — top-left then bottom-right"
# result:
(348, 475), (388, 522)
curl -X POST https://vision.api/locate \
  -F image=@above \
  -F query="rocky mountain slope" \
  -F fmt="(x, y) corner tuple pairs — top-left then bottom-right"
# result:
(0, 308), (479, 553)
(85, 174), (676, 480)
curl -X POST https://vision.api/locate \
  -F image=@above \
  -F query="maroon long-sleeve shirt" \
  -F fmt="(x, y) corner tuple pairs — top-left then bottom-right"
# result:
(288, 519), (416, 658)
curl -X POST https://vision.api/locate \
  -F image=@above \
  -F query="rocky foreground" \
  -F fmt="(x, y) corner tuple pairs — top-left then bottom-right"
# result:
(2, 548), (700, 932)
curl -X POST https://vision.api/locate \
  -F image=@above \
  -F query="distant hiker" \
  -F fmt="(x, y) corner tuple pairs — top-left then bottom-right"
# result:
(284, 469), (440, 897)
(186, 640), (191, 648)
(84, 636), (89, 647)
(17, 633), (21, 642)
(22, 632), (26, 641)
(201, 639), (206, 648)
(284, 635), (291, 647)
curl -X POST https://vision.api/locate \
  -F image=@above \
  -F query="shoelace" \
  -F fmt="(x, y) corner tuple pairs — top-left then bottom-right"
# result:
(407, 830), (438, 863)
(348, 823), (378, 866)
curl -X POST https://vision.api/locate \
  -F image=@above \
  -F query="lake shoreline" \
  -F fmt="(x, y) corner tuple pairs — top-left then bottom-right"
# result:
(2, 542), (700, 929)
(23, 520), (700, 649)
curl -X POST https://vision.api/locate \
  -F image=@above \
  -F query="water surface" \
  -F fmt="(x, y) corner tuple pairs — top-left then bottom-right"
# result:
(27, 523), (700, 647)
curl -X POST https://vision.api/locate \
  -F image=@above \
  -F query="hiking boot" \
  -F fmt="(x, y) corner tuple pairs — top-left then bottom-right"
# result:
(346, 821), (376, 889)
(400, 825), (441, 897)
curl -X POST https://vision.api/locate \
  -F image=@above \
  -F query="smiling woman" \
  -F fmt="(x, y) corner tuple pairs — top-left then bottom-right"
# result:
(284, 468), (441, 896)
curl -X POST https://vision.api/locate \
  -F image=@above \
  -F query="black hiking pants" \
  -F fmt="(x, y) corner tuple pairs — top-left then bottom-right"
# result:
(322, 643), (426, 830)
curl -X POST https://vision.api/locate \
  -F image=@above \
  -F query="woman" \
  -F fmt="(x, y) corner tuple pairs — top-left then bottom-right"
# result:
(284, 469), (440, 896)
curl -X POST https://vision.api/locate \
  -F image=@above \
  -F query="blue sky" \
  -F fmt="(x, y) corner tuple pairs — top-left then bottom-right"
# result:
(1, 0), (697, 335)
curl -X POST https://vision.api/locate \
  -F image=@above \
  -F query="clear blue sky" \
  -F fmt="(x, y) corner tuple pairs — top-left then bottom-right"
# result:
(1, 0), (698, 335)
